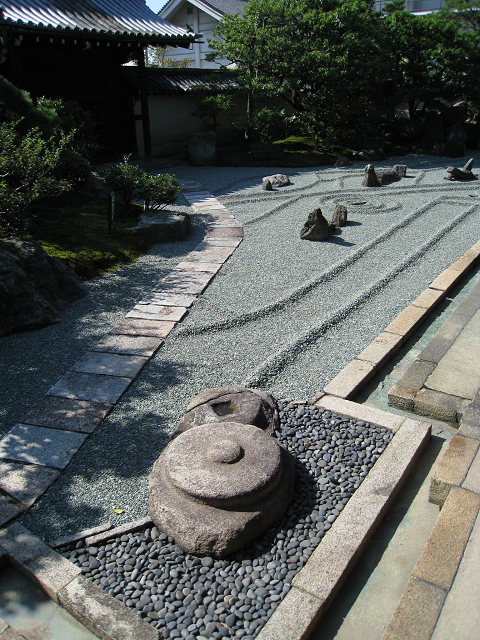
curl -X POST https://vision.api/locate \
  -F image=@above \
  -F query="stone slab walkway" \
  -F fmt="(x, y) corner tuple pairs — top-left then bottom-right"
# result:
(0, 182), (243, 527)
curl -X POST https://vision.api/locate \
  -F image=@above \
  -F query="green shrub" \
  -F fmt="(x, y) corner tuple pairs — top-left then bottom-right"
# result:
(192, 94), (235, 132)
(101, 156), (145, 210)
(0, 121), (71, 236)
(137, 173), (181, 210)
(251, 108), (293, 143)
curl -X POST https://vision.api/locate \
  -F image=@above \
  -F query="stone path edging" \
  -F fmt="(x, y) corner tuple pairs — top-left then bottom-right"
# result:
(0, 182), (243, 527)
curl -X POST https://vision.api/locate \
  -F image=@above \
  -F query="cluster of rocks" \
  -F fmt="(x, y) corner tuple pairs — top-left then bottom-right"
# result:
(445, 158), (478, 181)
(0, 237), (85, 337)
(61, 402), (393, 640)
(149, 388), (294, 558)
(362, 163), (407, 187)
(300, 204), (348, 242)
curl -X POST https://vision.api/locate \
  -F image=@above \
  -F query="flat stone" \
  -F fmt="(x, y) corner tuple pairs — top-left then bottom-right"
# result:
(432, 503), (480, 640)
(193, 243), (236, 255)
(355, 341), (395, 368)
(92, 334), (163, 357)
(173, 261), (222, 274)
(462, 447), (480, 494)
(47, 372), (131, 404)
(256, 586), (323, 640)
(0, 424), (87, 470)
(138, 292), (196, 307)
(412, 287), (445, 310)
(0, 493), (23, 527)
(323, 360), (375, 399)
(126, 305), (187, 322)
(414, 389), (462, 423)
(71, 352), (148, 379)
(23, 396), (111, 433)
(0, 461), (60, 507)
(293, 419), (430, 601)
(418, 315), (468, 364)
(384, 305), (429, 339)
(205, 227), (244, 238)
(413, 486), (480, 591)
(382, 576), (446, 640)
(156, 272), (211, 295)
(313, 396), (405, 433)
(181, 251), (229, 264)
(58, 575), (159, 640)
(0, 522), (81, 603)
(429, 435), (479, 506)
(429, 267), (465, 292)
(109, 318), (176, 338)
(425, 309), (480, 400)
(195, 238), (242, 247)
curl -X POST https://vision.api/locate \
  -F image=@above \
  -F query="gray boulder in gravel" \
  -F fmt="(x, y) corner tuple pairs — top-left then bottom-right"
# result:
(331, 204), (348, 227)
(0, 237), (85, 337)
(300, 208), (334, 241)
(362, 164), (382, 187)
(149, 421), (295, 557)
(172, 386), (279, 439)
(262, 174), (290, 189)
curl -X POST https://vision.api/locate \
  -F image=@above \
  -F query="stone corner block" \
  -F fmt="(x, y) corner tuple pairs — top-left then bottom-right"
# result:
(0, 522), (81, 602)
(381, 576), (446, 640)
(429, 435), (479, 506)
(323, 360), (375, 399)
(387, 382), (416, 411)
(58, 575), (159, 640)
(255, 586), (324, 640)
(414, 486), (480, 592)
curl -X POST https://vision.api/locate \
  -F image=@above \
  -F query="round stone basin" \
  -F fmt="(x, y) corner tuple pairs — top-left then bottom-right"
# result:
(164, 423), (282, 508)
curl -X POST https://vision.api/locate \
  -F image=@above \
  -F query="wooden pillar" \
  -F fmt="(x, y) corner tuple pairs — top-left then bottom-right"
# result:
(137, 46), (152, 157)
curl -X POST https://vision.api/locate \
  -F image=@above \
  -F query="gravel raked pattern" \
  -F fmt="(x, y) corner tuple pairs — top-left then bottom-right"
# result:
(11, 154), (480, 539)
(59, 403), (393, 639)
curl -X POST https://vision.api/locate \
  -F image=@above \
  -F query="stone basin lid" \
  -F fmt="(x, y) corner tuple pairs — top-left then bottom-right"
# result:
(164, 422), (282, 508)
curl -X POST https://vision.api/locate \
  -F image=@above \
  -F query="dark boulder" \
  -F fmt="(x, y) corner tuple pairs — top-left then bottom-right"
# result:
(300, 208), (335, 241)
(0, 237), (85, 337)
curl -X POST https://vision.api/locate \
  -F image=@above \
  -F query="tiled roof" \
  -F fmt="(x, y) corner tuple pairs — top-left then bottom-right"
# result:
(160, 0), (248, 19)
(122, 66), (237, 95)
(0, 0), (198, 42)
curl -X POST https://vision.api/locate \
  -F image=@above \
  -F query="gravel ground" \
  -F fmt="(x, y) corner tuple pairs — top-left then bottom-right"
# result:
(1, 152), (478, 540)
(60, 403), (392, 640)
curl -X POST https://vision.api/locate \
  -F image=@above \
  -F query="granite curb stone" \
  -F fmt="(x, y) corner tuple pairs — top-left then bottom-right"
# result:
(429, 435), (479, 506)
(311, 396), (406, 433)
(413, 388), (463, 423)
(22, 396), (112, 433)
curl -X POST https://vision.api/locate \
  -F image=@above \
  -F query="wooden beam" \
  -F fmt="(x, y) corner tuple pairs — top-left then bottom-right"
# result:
(137, 46), (151, 158)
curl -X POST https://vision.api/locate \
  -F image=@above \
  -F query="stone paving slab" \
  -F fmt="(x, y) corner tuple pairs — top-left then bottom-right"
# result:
(181, 250), (230, 263)
(109, 318), (176, 338)
(0, 424), (87, 470)
(173, 260), (223, 273)
(23, 396), (112, 433)
(0, 495), (23, 528)
(138, 291), (197, 307)
(92, 334), (163, 357)
(0, 461), (59, 507)
(126, 304), (187, 322)
(155, 274), (211, 295)
(47, 372), (132, 404)
(429, 435), (479, 506)
(71, 352), (149, 379)
(206, 227), (244, 238)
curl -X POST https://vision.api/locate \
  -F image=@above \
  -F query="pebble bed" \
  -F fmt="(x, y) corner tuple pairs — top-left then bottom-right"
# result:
(60, 402), (393, 639)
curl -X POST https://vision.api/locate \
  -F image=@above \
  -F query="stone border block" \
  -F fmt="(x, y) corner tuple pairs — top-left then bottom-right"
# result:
(449, 254), (478, 272)
(381, 577), (447, 640)
(384, 305), (429, 340)
(92, 335), (163, 358)
(374, 331), (404, 348)
(413, 486), (480, 591)
(292, 418), (430, 605)
(355, 341), (397, 368)
(323, 360), (375, 399)
(429, 435), (479, 506)
(388, 382), (417, 411)
(312, 396), (406, 433)
(256, 586), (324, 640)
(23, 396), (112, 434)
(51, 523), (113, 548)
(0, 522), (81, 603)
(462, 447), (480, 494)
(58, 575), (159, 640)
(412, 287), (446, 310)
(429, 268), (466, 292)
(85, 517), (153, 547)
(414, 389), (463, 423)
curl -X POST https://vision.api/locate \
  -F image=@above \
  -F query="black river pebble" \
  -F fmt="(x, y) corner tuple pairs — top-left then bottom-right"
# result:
(61, 402), (392, 639)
